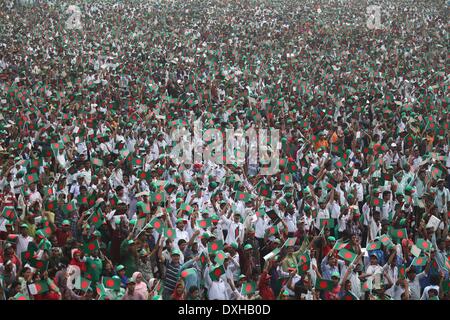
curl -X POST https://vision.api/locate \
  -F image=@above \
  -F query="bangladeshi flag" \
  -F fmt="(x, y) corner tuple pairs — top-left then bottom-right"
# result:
(333, 240), (348, 251)
(266, 225), (279, 236)
(366, 240), (381, 251)
(83, 240), (99, 255)
(315, 278), (335, 291)
(411, 256), (428, 267)
(21, 249), (36, 262)
(137, 170), (151, 180)
(258, 183), (272, 199)
(164, 182), (177, 194)
(91, 158), (104, 167)
(25, 173), (39, 185)
(241, 281), (257, 296)
(199, 251), (208, 266)
(297, 252), (311, 274)
(12, 293), (29, 300)
(370, 197), (383, 207)
(303, 173), (317, 185)
(398, 265), (406, 280)
(214, 250), (226, 265)
(51, 141), (64, 152)
(430, 166), (443, 179)
(338, 248), (358, 263)
(102, 276), (120, 290)
(45, 199), (57, 211)
(180, 203), (193, 214)
(208, 240), (224, 254)
(76, 277), (92, 292)
(280, 173), (293, 185)
(150, 192), (165, 203)
(77, 194), (89, 206)
(197, 218), (212, 229)
(334, 157), (346, 169)
(209, 265), (226, 281)
(341, 291), (358, 300)
(416, 238), (432, 251)
(320, 218), (335, 229)
(131, 157), (144, 167)
(379, 234), (394, 249)
(283, 237), (297, 248)
(29, 158), (43, 168)
(390, 228), (407, 240)
(149, 218), (164, 233)
(2, 206), (17, 222)
(235, 191), (251, 202)
(180, 268), (197, 279)
(29, 258), (49, 272)
(287, 160), (298, 173)
(62, 201), (76, 214)
(28, 280), (49, 295)
(109, 194), (119, 207)
(163, 227), (176, 239)
(88, 210), (104, 229)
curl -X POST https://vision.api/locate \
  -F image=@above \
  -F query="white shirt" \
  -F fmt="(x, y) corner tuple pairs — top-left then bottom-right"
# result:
(16, 234), (33, 257)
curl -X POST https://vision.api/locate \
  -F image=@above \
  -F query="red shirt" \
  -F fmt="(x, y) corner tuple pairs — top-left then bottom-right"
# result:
(55, 228), (71, 247)
(258, 271), (275, 300)
(69, 258), (87, 272)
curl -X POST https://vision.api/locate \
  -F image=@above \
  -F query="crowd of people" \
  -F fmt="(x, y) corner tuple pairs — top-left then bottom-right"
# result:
(0, 0), (449, 300)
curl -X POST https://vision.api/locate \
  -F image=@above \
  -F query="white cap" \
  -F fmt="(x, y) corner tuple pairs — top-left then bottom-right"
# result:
(391, 143), (397, 147)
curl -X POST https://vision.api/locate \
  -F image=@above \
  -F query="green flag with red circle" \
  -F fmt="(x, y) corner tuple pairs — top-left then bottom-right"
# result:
(241, 281), (257, 296)
(102, 276), (120, 290)
(209, 264), (226, 281)
(315, 278), (335, 291)
(338, 248), (358, 264)
(208, 240), (224, 254)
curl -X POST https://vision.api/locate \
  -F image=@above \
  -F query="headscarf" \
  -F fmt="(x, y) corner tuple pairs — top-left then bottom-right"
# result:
(131, 271), (148, 300)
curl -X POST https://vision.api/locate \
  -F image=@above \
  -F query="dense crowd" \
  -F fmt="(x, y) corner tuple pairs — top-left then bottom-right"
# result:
(0, 0), (449, 300)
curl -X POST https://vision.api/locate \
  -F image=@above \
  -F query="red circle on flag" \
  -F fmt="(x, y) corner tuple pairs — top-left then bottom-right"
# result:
(262, 189), (268, 196)
(91, 264), (96, 269)
(214, 268), (221, 276)
(211, 243), (218, 251)
(218, 253), (224, 260)
(319, 281), (327, 289)
(155, 194), (162, 201)
(284, 175), (290, 181)
(67, 204), (73, 211)
(167, 229), (173, 237)
(200, 221), (206, 227)
(81, 281), (88, 289)
(416, 258), (423, 265)
(181, 271), (188, 278)
(397, 231), (403, 238)
(308, 176), (314, 183)
(48, 203), (54, 210)
(18, 296), (27, 300)
(422, 242), (428, 248)
(344, 295), (353, 301)
(88, 243), (95, 251)
(370, 244), (377, 250)
(92, 216), (98, 223)
(154, 221), (161, 228)
(35, 284), (42, 291)
(54, 143), (59, 149)
(106, 279), (114, 287)
(374, 199), (379, 205)
(291, 165), (296, 171)
(25, 252), (30, 259)
(245, 284), (252, 292)
(185, 206), (191, 211)
(36, 261), (43, 268)
(344, 252), (353, 259)
(239, 193), (245, 199)
(45, 227), (51, 235)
